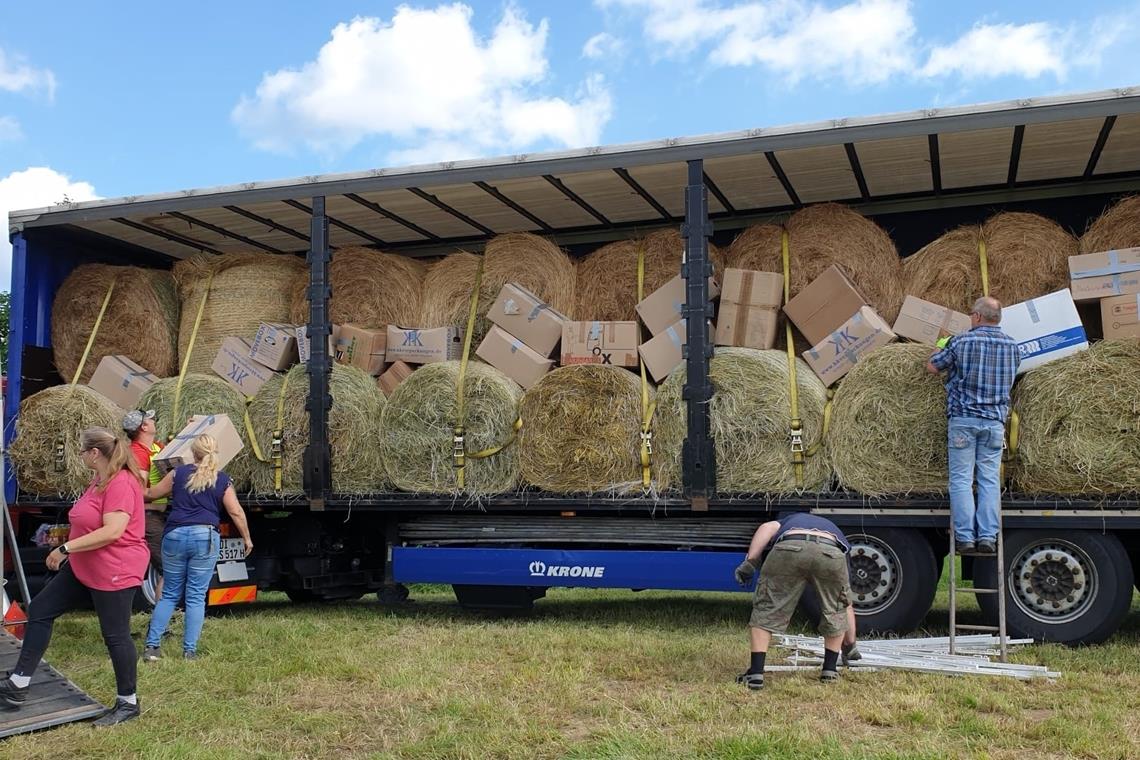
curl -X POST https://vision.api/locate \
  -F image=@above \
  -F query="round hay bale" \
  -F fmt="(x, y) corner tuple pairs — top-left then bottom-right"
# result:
(247, 364), (386, 495)
(419, 233), (576, 345)
(51, 264), (179, 383)
(1012, 340), (1140, 495)
(726, 204), (903, 323)
(575, 229), (724, 321)
(379, 361), (522, 496)
(138, 373), (253, 491)
(903, 212), (1077, 315)
(9, 385), (124, 497)
(287, 247), (425, 328)
(173, 252), (306, 374)
(827, 344), (948, 496)
(654, 348), (830, 493)
(1081, 195), (1140, 253)
(518, 365), (648, 493)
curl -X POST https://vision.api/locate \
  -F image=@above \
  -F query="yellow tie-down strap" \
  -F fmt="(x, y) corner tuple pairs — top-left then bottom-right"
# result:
(978, 239), (990, 298)
(171, 273), (215, 435)
(246, 372), (292, 488)
(70, 281), (116, 388)
(636, 243), (656, 490)
(454, 257), (486, 490)
(1001, 410), (1020, 483)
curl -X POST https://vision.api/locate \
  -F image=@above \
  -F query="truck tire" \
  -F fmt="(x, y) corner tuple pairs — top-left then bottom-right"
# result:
(975, 530), (1133, 645)
(800, 528), (938, 635)
(133, 566), (162, 612)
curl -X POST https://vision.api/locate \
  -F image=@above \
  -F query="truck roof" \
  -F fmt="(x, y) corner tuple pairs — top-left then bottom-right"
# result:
(9, 86), (1140, 258)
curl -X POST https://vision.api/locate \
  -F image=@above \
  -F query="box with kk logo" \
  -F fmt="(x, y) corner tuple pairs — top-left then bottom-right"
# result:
(211, 337), (277, 397)
(385, 325), (463, 365)
(803, 306), (896, 386)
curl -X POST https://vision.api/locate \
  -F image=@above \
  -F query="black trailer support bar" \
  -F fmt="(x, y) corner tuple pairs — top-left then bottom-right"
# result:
(304, 196), (333, 508)
(681, 159), (716, 508)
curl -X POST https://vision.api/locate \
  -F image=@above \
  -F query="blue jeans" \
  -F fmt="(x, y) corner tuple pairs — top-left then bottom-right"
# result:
(948, 416), (1005, 544)
(146, 525), (219, 653)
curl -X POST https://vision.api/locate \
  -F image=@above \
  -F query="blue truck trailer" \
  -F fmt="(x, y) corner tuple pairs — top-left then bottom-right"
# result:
(6, 88), (1140, 644)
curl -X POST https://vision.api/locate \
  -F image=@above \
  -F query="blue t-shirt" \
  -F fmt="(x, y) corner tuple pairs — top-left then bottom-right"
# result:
(772, 513), (849, 551)
(164, 464), (232, 535)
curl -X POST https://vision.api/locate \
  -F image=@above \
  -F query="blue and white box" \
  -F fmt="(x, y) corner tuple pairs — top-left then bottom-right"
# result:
(1001, 289), (1087, 374)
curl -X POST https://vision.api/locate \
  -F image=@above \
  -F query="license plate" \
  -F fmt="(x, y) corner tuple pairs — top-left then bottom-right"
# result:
(218, 538), (245, 562)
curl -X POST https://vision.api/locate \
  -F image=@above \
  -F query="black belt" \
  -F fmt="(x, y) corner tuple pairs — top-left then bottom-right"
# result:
(776, 533), (846, 552)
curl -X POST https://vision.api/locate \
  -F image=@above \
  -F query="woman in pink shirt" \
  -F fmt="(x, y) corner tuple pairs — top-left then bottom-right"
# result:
(0, 427), (149, 727)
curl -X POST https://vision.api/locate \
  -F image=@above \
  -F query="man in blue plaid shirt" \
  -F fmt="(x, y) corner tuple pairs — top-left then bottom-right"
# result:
(926, 296), (1020, 555)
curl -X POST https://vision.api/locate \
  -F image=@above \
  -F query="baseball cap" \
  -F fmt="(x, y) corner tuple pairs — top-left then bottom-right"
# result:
(122, 409), (156, 434)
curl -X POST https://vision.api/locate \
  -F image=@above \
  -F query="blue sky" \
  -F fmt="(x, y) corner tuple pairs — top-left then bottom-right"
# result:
(2, 0), (1139, 286)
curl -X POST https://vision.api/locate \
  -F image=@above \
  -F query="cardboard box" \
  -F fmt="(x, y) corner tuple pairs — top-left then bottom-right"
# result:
(1100, 293), (1140, 339)
(639, 320), (691, 382)
(486, 283), (569, 357)
(153, 414), (244, 476)
(561, 321), (639, 367)
(377, 361), (414, 397)
(803, 306), (896, 386)
(86, 355), (159, 410)
(716, 302), (778, 349)
(1069, 248), (1140, 301)
(296, 324), (340, 364)
(1069, 270), (1140, 301)
(784, 265), (868, 346)
(1001, 289), (1088, 374)
(334, 324), (388, 375)
(892, 296), (972, 344)
(635, 274), (721, 337)
(385, 326), (463, 365)
(476, 325), (555, 389)
(250, 322), (299, 371)
(211, 337), (276, 398)
(720, 269), (783, 309)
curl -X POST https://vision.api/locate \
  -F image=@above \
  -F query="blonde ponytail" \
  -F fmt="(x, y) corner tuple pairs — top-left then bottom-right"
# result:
(80, 427), (145, 491)
(187, 434), (221, 493)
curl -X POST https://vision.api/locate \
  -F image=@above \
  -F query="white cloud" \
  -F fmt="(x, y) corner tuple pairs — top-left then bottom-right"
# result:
(0, 116), (22, 142)
(922, 22), (1066, 80)
(582, 32), (625, 59)
(0, 47), (56, 99)
(232, 4), (613, 162)
(2, 168), (99, 291)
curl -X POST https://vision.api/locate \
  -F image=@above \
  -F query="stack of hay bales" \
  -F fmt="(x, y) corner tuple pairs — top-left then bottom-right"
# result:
(903, 212), (1077, 314)
(246, 364), (386, 495)
(575, 229), (724, 321)
(518, 365), (648, 493)
(138, 374), (253, 490)
(288, 247), (425, 328)
(1080, 195), (1140, 252)
(379, 361), (522, 496)
(9, 385), (124, 496)
(654, 348), (831, 493)
(827, 344), (948, 496)
(420, 233), (576, 346)
(173, 252), (306, 374)
(1012, 340), (1140, 495)
(51, 264), (179, 382)
(727, 204), (903, 323)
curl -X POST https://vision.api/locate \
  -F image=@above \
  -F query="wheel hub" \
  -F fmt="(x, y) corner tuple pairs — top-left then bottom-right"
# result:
(847, 536), (901, 613)
(1010, 541), (1096, 623)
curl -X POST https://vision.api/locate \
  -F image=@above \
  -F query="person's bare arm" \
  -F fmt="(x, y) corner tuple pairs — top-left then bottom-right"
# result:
(145, 471), (174, 503)
(221, 485), (253, 556)
(45, 512), (130, 570)
(745, 520), (782, 564)
(925, 358), (941, 375)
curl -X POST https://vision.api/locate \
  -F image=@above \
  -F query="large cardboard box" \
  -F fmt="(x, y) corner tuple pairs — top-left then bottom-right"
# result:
(561, 321), (639, 367)
(486, 284), (569, 357)
(1069, 248), (1140, 301)
(296, 324), (340, 364)
(639, 320), (692, 383)
(1100, 293), (1140, 338)
(803, 306), (896, 386)
(784, 265), (868, 346)
(636, 274), (721, 337)
(385, 326), (463, 365)
(87, 355), (159, 410)
(720, 269), (783, 308)
(250, 322), (299, 371)
(892, 296), (972, 344)
(334, 324), (387, 375)
(716, 302), (777, 349)
(211, 337), (276, 398)
(476, 325), (555, 389)
(153, 414), (244, 476)
(377, 361), (414, 397)
(1001, 289), (1088, 374)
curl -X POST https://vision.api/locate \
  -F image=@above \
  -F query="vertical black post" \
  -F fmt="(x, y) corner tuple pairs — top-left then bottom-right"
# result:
(303, 196), (332, 509)
(681, 159), (716, 509)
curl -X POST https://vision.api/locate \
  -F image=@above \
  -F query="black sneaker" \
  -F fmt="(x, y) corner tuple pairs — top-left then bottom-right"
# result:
(957, 542), (976, 555)
(820, 669), (839, 684)
(0, 676), (28, 708)
(183, 651), (198, 661)
(142, 646), (161, 662)
(735, 671), (764, 691)
(976, 539), (997, 555)
(92, 698), (140, 727)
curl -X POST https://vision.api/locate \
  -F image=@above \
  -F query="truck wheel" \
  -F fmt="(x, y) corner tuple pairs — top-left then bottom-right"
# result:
(133, 566), (162, 612)
(799, 528), (938, 635)
(975, 530), (1133, 645)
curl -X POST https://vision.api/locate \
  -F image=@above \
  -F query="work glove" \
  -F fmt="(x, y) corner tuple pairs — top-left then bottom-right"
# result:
(734, 559), (757, 587)
(936, 336), (950, 349)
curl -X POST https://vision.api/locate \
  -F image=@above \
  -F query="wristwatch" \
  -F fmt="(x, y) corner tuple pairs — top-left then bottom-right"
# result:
(58, 543), (70, 556)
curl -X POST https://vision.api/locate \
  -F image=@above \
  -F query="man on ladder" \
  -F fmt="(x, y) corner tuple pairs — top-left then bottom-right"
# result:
(927, 296), (1020, 656)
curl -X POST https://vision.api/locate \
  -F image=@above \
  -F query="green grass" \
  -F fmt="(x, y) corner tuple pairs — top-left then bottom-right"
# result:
(3, 576), (1139, 760)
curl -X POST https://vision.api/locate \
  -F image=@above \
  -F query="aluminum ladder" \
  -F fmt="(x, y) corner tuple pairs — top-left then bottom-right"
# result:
(947, 512), (1009, 662)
